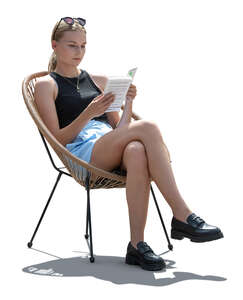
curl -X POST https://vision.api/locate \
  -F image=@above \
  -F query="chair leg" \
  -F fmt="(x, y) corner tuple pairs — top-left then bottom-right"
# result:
(85, 195), (89, 239)
(84, 173), (95, 263)
(27, 172), (63, 248)
(150, 183), (173, 251)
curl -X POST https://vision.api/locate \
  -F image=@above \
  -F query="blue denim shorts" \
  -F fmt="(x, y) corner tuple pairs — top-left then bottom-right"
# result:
(65, 119), (113, 180)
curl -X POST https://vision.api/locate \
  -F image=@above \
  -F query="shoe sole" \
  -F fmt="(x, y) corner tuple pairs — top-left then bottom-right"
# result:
(171, 229), (224, 243)
(125, 254), (166, 271)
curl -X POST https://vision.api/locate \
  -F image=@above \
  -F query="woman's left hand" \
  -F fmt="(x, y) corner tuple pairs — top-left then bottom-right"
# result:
(126, 84), (137, 101)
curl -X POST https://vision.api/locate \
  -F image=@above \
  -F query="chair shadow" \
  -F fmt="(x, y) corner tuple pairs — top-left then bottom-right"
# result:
(22, 247), (227, 286)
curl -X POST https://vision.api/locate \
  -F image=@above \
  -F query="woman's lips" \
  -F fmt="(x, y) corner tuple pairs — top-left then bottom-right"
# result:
(73, 58), (81, 60)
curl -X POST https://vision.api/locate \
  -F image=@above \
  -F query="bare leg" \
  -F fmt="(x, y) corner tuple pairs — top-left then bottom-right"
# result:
(139, 122), (193, 222)
(121, 136), (191, 249)
(120, 141), (151, 249)
(89, 120), (193, 242)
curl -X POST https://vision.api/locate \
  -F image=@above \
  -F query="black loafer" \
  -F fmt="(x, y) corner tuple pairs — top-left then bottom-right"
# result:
(171, 213), (224, 242)
(125, 241), (166, 271)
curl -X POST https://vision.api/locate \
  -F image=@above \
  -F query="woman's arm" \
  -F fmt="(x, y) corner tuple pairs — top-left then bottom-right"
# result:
(115, 99), (133, 128)
(34, 79), (93, 147)
(90, 74), (134, 129)
(89, 74), (108, 92)
(116, 84), (137, 128)
(90, 74), (121, 129)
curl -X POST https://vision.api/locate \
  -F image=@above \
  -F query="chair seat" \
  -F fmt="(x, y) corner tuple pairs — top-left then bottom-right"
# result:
(111, 167), (127, 176)
(93, 166), (127, 186)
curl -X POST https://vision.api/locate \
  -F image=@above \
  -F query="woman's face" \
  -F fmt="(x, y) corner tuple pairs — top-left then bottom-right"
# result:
(52, 30), (86, 67)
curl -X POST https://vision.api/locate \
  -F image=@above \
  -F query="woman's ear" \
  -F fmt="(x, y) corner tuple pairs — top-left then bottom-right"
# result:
(51, 40), (57, 51)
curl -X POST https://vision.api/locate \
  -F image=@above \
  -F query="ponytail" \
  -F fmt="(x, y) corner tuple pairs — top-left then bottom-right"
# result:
(48, 51), (57, 73)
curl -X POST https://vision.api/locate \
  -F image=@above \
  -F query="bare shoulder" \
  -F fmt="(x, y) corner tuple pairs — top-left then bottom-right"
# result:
(35, 74), (57, 100)
(34, 75), (60, 139)
(89, 73), (108, 91)
(36, 74), (54, 84)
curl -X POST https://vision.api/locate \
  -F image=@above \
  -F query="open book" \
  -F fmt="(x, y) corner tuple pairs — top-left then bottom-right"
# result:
(104, 67), (138, 112)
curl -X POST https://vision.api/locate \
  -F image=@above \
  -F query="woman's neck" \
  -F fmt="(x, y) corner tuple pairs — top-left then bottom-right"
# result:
(53, 66), (82, 78)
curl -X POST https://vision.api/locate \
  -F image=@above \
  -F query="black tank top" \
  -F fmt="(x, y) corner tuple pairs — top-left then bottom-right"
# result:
(49, 69), (109, 129)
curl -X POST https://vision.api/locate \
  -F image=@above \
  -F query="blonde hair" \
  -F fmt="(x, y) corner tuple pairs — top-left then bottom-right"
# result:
(48, 19), (86, 73)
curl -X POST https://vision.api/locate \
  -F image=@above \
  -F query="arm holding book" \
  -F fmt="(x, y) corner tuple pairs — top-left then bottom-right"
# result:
(116, 99), (133, 128)
(116, 83), (137, 128)
(90, 72), (137, 129)
(90, 74), (120, 129)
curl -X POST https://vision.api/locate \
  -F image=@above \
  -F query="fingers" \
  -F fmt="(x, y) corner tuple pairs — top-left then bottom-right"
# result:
(127, 84), (137, 99)
(105, 92), (114, 97)
(104, 92), (115, 101)
(95, 92), (112, 101)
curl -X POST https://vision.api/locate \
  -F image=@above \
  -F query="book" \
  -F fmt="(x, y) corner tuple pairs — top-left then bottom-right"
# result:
(104, 67), (138, 112)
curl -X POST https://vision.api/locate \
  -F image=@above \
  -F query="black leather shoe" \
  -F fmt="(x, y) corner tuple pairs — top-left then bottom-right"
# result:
(171, 213), (224, 242)
(125, 241), (166, 271)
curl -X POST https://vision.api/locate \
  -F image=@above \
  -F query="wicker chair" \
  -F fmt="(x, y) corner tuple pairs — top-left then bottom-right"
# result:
(22, 71), (173, 263)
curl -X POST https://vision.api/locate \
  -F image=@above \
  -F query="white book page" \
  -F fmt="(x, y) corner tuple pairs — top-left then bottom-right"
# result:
(104, 67), (138, 112)
(104, 77), (132, 112)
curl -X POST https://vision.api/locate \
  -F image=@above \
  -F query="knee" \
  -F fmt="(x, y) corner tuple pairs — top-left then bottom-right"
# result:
(136, 119), (163, 138)
(123, 141), (147, 167)
(123, 141), (152, 181)
(124, 140), (145, 154)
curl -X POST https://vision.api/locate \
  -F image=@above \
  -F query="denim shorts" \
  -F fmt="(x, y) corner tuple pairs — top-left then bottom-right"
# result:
(65, 119), (113, 180)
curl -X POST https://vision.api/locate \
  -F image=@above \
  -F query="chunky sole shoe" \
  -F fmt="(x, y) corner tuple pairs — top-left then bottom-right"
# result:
(125, 241), (166, 271)
(171, 228), (224, 242)
(171, 213), (224, 243)
(125, 253), (165, 271)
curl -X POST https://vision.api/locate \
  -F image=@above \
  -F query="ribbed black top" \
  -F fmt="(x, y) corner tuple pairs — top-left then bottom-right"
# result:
(49, 69), (109, 129)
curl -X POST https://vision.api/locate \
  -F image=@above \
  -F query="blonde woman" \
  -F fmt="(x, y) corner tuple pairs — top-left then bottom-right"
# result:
(34, 17), (224, 271)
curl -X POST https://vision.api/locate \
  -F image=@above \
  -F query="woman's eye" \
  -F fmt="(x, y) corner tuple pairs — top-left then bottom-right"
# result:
(69, 45), (85, 48)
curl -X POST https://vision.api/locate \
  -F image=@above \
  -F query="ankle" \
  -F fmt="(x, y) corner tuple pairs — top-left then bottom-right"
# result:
(173, 208), (193, 223)
(131, 239), (144, 249)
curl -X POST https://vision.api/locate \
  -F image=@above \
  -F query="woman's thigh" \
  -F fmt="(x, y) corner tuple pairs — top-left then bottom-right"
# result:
(89, 119), (157, 171)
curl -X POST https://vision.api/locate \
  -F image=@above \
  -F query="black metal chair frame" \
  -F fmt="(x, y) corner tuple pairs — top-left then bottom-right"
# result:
(27, 129), (173, 262)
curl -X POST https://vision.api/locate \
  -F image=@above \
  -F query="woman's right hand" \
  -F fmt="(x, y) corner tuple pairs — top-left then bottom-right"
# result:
(85, 92), (115, 118)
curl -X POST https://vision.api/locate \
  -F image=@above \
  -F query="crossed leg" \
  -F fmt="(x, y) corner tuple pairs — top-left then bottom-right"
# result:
(89, 120), (192, 248)
(119, 141), (152, 248)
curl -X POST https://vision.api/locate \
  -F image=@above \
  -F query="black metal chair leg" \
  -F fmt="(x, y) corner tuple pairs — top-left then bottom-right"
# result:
(27, 172), (63, 248)
(84, 193), (89, 239)
(150, 183), (173, 251)
(84, 173), (95, 263)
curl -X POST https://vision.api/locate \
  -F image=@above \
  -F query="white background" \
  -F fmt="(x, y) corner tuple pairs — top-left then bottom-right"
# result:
(1, 0), (242, 298)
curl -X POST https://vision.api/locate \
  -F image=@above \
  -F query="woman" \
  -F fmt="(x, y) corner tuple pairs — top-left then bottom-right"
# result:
(34, 17), (224, 272)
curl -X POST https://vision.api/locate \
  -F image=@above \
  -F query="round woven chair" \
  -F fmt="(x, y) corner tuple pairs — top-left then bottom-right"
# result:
(22, 71), (173, 262)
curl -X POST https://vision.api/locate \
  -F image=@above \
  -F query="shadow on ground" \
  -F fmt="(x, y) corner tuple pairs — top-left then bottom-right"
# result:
(22, 248), (227, 286)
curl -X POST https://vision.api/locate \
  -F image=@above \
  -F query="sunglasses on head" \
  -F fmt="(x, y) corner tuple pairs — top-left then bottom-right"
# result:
(54, 17), (86, 39)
